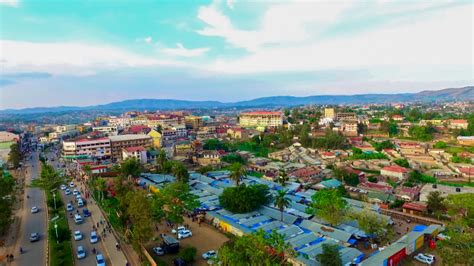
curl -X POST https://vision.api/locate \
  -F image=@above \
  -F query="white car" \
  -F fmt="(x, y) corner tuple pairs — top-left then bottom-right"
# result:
(73, 189), (79, 195)
(177, 229), (192, 239)
(31, 206), (39, 213)
(66, 203), (74, 212)
(65, 189), (71, 195)
(74, 230), (83, 241)
(152, 247), (164, 256)
(69, 182), (75, 188)
(96, 253), (106, 266)
(77, 245), (86, 259)
(202, 250), (217, 260)
(414, 253), (434, 265)
(423, 253), (436, 261)
(90, 231), (98, 244)
(172, 226), (186, 234)
(437, 233), (451, 241)
(60, 184), (67, 190)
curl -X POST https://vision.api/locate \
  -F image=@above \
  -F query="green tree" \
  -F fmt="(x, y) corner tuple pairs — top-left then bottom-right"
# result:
(197, 165), (213, 175)
(156, 149), (168, 172)
(32, 163), (63, 192)
(316, 244), (342, 266)
(119, 158), (141, 179)
(219, 184), (272, 213)
(171, 161), (189, 183)
(393, 158), (410, 168)
(151, 182), (199, 224)
(350, 209), (392, 243)
(426, 191), (446, 219)
(179, 247), (197, 263)
(125, 190), (153, 249)
(277, 170), (288, 187)
(0, 170), (15, 235)
(230, 162), (246, 186)
(307, 189), (347, 226)
(275, 190), (290, 221)
(433, 141), (447, 149)
(8, 143), (22, 168)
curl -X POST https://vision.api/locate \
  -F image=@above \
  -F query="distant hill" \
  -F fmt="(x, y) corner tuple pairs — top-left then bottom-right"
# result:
(1, 86), (472, 114)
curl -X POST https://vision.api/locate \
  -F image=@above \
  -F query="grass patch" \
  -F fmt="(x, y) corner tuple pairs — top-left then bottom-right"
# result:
(438, 181), (474, 188)
(47, 191), (73, 266)
(247, 171), (263, 178)
(0, 141), (14, 149)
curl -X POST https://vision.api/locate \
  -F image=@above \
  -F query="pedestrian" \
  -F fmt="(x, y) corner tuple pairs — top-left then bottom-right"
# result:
(97, 222), (99, 228)
(10, 254), (14, 261)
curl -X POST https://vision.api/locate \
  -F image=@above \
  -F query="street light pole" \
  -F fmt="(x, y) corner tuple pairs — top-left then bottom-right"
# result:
(54, 222), (59, 244)
(53, 192), (57, 209)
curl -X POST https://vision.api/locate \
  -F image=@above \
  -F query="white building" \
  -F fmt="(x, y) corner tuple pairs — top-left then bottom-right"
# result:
(62, 137), (111, 158)
(122, 146), (147, 164)
(92, 126), (119, 136)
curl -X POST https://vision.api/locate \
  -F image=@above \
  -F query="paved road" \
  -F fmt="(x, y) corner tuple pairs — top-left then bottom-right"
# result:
(13, 151), (47, 266)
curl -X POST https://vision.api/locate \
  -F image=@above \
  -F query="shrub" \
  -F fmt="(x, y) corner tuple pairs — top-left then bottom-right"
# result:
(219, 184), (272, 213)
(179, 246), (197, 263)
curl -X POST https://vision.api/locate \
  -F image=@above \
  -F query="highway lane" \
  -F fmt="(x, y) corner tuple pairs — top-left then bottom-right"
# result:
(14, 151), (47, 266)
(46, 149), (109, 265)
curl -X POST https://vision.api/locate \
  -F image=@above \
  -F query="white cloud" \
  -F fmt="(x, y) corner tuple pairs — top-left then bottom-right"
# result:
(197, 1), (353, 52)
(226, 0), (234, 9)
(144, 36), (153, 44)
(160, 43), (210, 57)
(202, 3), (473, 81)
(0, 40), (185, 75)
(0, 0), (19, 7)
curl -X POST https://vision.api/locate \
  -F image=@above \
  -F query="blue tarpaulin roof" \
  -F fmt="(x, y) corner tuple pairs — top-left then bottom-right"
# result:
(413, 224), (428, 232)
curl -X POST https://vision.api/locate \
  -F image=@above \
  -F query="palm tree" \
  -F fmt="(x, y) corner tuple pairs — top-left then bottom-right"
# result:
(230, 163), (246, 186)
(156, 149), (167, 171)
(275, 190), (290, 222)
(172, 162), (189, 183)
(277, 170), (288, 187)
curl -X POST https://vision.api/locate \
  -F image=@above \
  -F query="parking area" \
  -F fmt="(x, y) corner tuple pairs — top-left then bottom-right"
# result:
(148, 217), (229, 265)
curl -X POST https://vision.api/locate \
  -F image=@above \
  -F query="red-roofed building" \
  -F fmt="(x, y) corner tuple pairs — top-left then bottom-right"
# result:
(126, 125), (151, 135)
(391, 115), (404, 121)
(290, 167), (322, 183)
(122, 146), (147, 164)
(321, 151), (336, 159)
(397, 186), (421, 201)
(448, 119), (468, 130)
(359, 181), (393, 193)
(381, 165), (409, 180)
(402, 202), (427, 215)
(458, 167), (474, 178)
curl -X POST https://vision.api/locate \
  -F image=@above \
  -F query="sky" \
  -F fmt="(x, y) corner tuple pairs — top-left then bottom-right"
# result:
(0, 0), (473, 109)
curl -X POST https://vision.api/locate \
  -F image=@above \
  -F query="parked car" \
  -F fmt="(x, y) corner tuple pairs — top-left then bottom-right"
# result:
(31, 206), (39, 213)
(83, 208), (91, 217)
(73, 189), (79, 195)
(74, 214), (83, 224)
(153, 247), (165, 256)
(66, 203), (74, 212)
(78, 199), (84, 207)
(90, 231), (98, 244)
(173, 258), (186, 266)
(414, 253), (434, 265)
(65, 188), (71, 195)
(202, 250), (217, 260)
(74, 230), (83, 241)
(172, 226), (186, 234)
(96, 253), (106, 266)
(69, 182), (75, 188)
(423, 254), (436, 261)
(77, 246), (86, 259)
(437, 233), (451, 241)
(177, 230), (192, 239)
(29, 232), (40, 242)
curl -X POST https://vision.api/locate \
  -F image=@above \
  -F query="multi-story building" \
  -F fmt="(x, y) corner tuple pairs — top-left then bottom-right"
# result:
(147, 129), (162, 148)
(109, 134), (152, 161)
(448, 119), (468, 129)
(239, 111), (283, 129)
(185, 115), (203, 129)
(122, 146), (147, 164)
(341, 121), (358, 136)
(336, 112), (357, 121)
(92, 126), (119, 136)
(381, 165), (408, 180)
(324, 108), (335, 120)
(62, 137), (111, 159)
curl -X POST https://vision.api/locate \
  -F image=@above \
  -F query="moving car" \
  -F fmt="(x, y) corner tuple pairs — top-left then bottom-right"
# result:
(77, 245), (86, 259)
(90, 231), (98, 243)
(73, 189), (79, 195)
(172, 226), (186, 234)
(29, 232), (40, 242)
(65, 188), (71, 195)
(69, 182), (75, 188)
(60, 184), (67, 190)
(96, 253), (106, 266)
(77, 199), (84, 207)
(83, 208), (91, 217)
(74, 214), (83, 224)
(177, 229), (192, 239)
(66, 203), (74, 212)
(31, 206), (39, 213)
(153, 247), (165, 256)
(202, 250), (217, 260)
(414, 253), (434, 265)
(74, 230), (83, 241)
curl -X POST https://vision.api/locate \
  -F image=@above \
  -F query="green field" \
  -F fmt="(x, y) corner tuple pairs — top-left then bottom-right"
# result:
(0, 141), (14, 150)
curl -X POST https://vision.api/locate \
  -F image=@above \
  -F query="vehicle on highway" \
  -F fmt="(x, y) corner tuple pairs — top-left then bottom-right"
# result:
(96, 253), (106, 266)
(31, 206), (39, 213)
(172, 226), (186, 234)
(60, 184), (67, 190)
(83, 208), (91, 217)
(73, 189), (79, 195)
(202, 250), (217, 260)
(65, 188), (71, 195)
(74, 230), (83, 241)
(29, 232), (40, 242)
(66, 203), (74, 212)
(74, 214), (83, 224)
(414, 253), (434, 265)
(153, 246), (165, 256)
(90, 231), (99, 244)
(77, 245), (86, 259)
(177, 229), (192, 239)
(69, 182), (75, 188)
(78, 199), (84, 207)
